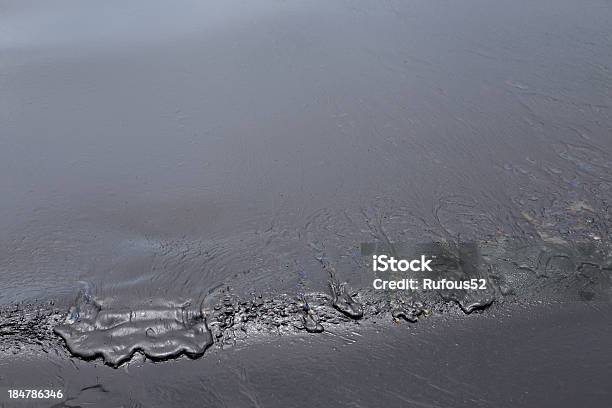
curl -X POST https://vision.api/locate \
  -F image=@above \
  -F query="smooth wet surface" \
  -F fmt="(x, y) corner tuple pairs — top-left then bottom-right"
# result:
(2, 0), (611, 305)
(1, 0), (612, 405)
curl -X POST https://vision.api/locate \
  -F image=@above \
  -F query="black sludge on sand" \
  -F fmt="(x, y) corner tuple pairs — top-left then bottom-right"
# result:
(329, 277), (364, 319)
(4, 302), (612, 408)
(53, 292), (213, 367)
(41, 237), (609, 366)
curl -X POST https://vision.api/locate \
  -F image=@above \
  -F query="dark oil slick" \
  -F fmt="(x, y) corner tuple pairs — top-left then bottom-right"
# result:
(1, 0), (611, 406)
